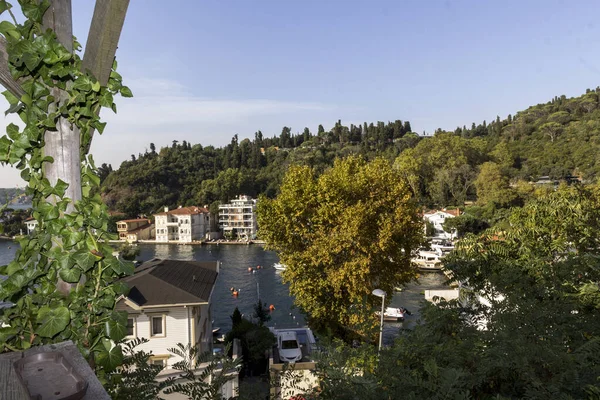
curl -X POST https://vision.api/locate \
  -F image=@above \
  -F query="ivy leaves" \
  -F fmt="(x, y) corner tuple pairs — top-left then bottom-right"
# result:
(0, 0), (133, 377)
(37, 306), (70, 338)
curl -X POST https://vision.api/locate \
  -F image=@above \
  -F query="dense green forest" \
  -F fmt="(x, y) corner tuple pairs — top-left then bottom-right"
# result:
(101, 87), (600, 217)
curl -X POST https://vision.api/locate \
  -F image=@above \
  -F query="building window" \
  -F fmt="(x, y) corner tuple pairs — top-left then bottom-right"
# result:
(149, 355), (169, 369)
(150, 315), (165, 337)
(126, 317), (136, 337)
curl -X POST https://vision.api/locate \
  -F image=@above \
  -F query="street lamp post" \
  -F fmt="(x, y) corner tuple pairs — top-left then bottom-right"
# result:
(372, 288), (386, 352)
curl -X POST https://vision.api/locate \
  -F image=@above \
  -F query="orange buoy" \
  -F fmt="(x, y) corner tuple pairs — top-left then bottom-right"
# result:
(248, 267), (253, 272)
(257, 265), (261, 269)
(269, 304), (275, 311)
(233, 291), (238, 297)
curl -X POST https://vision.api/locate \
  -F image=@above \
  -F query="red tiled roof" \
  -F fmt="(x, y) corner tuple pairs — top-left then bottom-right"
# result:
(444, 208), (461, 217)
(154, 206), (209, 216)
(118, 218), (150, 223)
(423, 208), (461, 217)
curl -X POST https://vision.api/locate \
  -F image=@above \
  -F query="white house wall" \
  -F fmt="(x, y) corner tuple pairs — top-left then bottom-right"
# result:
(424, 212), (456, 239)
(155, 215), (170, 243)
(129, 307), (191, 368)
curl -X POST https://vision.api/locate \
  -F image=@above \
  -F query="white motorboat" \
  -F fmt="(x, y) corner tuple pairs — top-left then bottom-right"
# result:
(412, 250), (443, 271)
(376, 307), (406, 322)
(273, 263), (287, 271)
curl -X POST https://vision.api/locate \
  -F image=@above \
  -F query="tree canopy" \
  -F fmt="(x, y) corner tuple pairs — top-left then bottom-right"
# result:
(257, 156), (423, 336)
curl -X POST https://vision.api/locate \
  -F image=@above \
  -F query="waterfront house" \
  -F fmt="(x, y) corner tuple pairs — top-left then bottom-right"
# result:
(116, 218), (154, 242)
(24, 217), (37, 235)
(218, 195), (258, 240)
(423, 208), (460, 239)
(154, 206), (211, 243)
(116, 259), (218, 369)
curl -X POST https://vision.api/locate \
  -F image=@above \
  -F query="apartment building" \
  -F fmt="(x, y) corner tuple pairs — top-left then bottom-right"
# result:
(218, 195), (257, 240)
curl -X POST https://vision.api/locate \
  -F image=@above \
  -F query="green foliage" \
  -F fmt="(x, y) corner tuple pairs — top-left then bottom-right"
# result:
(257, 156), (424, 336)
(225, 307), (275, 374)
(164, 343), (241, 400)
(104, 338), (169, 400)
(441, 211), (488, 237)
(0, 207), (29, 236)
(295, 185), (600, 399)
(118, 243), (140, 261)
(105, 339), (240, 400)
(473, 161), (517, 206)
(100, 121), (416, 216)
(394, 133), (486, 207)
(0, 0), (133, 377)
(252, 298), (271, 326)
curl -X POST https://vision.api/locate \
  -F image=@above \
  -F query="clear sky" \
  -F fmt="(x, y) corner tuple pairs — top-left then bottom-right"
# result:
(1, 0), (600, 187)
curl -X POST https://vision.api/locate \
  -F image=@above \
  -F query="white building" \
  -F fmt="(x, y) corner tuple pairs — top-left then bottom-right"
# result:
(24, 217), (37, 235)
(423, 208), (460, 240)
(218, 195), (258, 240)
(154, 206), (211, 243)
(116, 259), (218, 370)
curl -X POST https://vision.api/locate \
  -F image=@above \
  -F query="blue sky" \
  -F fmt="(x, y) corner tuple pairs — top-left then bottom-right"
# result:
(2, 0), (600, 187)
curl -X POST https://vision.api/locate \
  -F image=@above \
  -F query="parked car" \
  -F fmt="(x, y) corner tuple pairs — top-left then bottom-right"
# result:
(277, 331), (302, 363)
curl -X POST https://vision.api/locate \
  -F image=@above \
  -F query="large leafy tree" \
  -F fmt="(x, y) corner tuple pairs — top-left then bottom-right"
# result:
(257, 155), (423, 335)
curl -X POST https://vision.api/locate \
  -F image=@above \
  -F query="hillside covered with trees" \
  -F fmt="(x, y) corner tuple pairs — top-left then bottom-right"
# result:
(101, 87), (600, 217)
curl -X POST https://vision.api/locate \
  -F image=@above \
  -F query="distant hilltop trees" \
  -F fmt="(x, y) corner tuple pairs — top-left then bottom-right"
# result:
(0, 188), (31, 206)
(101, 87), (600, 217)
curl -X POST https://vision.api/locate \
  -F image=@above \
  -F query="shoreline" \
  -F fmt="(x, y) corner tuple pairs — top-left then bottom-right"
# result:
(109, 239), (266, 246)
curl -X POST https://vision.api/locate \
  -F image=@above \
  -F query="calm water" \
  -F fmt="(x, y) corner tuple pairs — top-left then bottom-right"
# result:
(0, 240), (448, 343)
(136, 243), (305, 332)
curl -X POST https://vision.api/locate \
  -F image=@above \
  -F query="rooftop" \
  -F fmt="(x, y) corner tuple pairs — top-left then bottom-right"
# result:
(118, 259), (219, 308)
(154, 206), (209, 216)
(118, 218), (150, 223)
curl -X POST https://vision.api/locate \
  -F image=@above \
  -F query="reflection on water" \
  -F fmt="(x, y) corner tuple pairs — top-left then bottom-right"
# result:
(152, 244), (194, 261)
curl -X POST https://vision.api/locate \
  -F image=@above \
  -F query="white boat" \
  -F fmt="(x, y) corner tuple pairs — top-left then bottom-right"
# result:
(412, 250), (443, 271)
(376, 307), (405, 322)
(273, 263), (287, 271)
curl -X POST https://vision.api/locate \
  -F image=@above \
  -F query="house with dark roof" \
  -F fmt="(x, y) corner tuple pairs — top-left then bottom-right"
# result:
(116, 259), (219, 370)
(154, 206), (211, 243)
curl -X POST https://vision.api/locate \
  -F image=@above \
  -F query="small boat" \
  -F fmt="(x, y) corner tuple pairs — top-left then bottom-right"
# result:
(273, 263), (287, 271)
(212, 327), (220, 335)
(377, 307), (406, 322)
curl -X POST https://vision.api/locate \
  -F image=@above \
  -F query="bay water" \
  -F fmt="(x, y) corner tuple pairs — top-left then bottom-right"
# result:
(0, 240), (447, 344)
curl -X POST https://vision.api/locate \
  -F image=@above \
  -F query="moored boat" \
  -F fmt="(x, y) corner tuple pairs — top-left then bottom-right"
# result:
(376, 307), (407, 322)
(273, 263), (287, 271)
